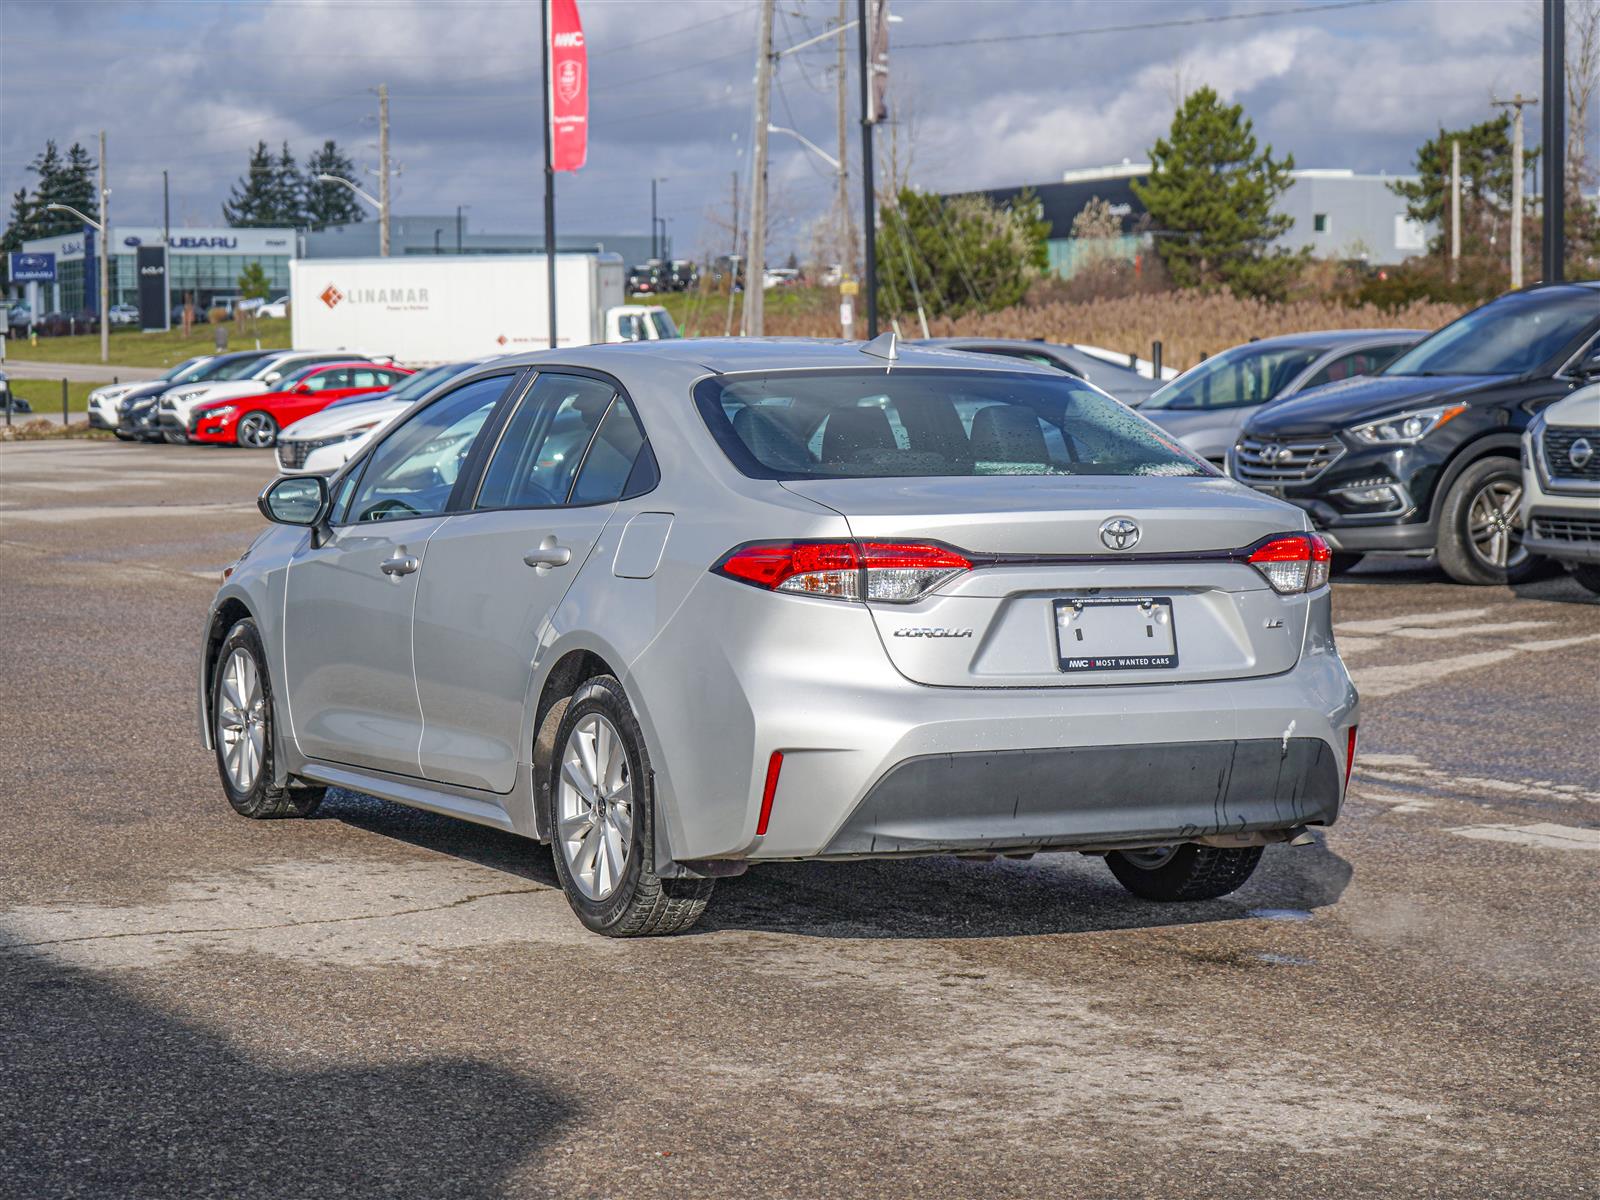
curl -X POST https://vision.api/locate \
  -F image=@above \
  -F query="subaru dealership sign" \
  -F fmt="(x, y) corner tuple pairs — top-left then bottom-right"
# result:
(8, 252), (56, 282)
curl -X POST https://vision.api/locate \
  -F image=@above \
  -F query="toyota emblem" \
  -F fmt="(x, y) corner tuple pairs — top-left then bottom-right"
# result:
(1099, 516), (1141, 551)
(1569, 437), (1594, 470)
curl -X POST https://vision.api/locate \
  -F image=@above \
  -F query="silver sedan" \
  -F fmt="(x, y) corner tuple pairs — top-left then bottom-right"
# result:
(200, 337), (1359, 936)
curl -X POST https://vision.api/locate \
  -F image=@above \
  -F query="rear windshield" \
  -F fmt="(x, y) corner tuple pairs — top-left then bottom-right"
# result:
(695, 368), (1207, 480)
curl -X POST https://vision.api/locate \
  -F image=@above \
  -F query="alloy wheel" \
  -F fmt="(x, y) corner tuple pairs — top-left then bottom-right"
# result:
(1465, 477), (1526, 570)
(1119, 846), (1179, 870)
(557, 713), (634, 901)
(237, 413), (277, 449)
(217, 648), (266, 792)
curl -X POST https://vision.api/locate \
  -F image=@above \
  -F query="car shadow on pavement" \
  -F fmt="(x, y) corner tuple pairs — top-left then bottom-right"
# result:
(0, 948), (575, 1198)
(322, 788), (1354, 941)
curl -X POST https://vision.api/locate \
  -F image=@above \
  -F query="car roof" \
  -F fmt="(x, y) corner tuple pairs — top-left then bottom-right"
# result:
(1215, 329), (1427, 351)
(486, 336), (1064, 378)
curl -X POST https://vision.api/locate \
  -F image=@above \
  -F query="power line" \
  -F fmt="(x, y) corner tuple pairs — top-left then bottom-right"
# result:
(897, 0), (1394, 50)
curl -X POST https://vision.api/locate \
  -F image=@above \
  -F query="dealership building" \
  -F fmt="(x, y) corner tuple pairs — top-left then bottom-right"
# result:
(8, 225), (296, 315)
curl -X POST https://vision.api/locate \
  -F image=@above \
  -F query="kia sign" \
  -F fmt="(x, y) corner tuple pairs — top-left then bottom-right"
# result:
(136, 246), (170, 332)
(549, 0), (587, 172)
(8, 251), (56, 282)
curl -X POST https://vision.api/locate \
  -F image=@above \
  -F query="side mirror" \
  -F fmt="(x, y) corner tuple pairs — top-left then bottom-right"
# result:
(258, 475), (329, 527)
(294, 383), (312, 394)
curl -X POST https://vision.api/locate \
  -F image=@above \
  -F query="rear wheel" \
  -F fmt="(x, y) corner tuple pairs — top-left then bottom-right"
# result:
(212, 619), (324, 819)
(1105, 844), (1263, 901)
(1571, 564), (1600, 595)
(162, 428), (188, 444)
(1437, 457), (1541, 586)
(236, 411), (278, 449)
(547, 675), (712, 936)
(113, 430), (135, 441)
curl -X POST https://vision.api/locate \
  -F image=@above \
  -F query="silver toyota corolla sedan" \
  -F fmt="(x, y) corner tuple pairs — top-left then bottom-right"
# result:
(200, 336), (1359, 937)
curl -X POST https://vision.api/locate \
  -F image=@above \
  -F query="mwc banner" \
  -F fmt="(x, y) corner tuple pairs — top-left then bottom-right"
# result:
(549, 0), (588, 172)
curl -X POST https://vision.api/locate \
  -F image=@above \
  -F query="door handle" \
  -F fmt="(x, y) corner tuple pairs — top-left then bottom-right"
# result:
(523, 536), (572, 569)
(380, 554), (421, 577)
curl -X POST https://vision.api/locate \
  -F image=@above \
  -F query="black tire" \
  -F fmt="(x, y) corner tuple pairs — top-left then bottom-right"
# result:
(163, 428), (188, 445)
(1105, 844), (1263, 901)
(1436, 456), (1542, 586)
(113, 430), (135, 442)
(211, 618), (324, 819)
(546, 675), (712, 937)
(1572, 564), (1600, 596)
(1330, 552), (1364, 575)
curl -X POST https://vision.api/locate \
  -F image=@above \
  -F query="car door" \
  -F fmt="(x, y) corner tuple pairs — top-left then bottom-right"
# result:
(413, 371), (656, 792)
(281, 371), (522, 777)
(281, 367), (348, 424)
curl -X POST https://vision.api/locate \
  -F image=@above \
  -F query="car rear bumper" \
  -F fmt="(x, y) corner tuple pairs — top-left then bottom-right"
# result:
(819, 736), (1339, 857)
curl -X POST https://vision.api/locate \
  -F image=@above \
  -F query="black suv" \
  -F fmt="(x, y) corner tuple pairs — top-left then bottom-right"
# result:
(1231, 282), (1600, 585)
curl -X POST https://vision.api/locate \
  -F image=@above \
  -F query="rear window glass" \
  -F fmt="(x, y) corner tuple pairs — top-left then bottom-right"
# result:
(694, 368), (1208, 480)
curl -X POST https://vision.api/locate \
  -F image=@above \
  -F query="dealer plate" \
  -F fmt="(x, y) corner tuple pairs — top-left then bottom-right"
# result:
(1054, 596), (1177, 672)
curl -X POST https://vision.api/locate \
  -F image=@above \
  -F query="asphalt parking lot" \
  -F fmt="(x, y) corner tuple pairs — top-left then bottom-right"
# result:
(2, 438), (1595, 1199)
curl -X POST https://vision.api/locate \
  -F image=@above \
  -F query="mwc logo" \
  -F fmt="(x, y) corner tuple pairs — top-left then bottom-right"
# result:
(553, 31), (583, 47)
(320, 284), (343, 309)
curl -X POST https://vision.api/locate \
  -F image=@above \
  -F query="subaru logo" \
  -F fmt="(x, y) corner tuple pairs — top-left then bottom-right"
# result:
(1099, 516), (1141, 551)
(1570, 438), (1594, 470)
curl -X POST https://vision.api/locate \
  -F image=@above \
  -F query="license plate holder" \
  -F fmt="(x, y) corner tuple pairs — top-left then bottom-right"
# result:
(1055, 596), (1177, 672)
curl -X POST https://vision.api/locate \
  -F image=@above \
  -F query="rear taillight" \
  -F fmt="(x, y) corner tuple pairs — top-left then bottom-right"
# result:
(713, 540), (971, 603)
(1247, 533), (1332, 594)
(1344, 725), (1358, 793)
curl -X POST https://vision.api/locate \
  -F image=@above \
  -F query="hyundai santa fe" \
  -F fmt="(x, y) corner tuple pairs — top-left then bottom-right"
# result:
(201, 338), (1359, 937)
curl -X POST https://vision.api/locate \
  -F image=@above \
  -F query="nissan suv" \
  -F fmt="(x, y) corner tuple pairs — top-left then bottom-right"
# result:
(1230, 282), (1600, 585)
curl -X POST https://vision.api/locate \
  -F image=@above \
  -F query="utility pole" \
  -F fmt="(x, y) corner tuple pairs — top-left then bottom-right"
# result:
(98, 130), (109, 365)
(377, 83), (391, 257)
(456, 204), (465, 253)
(724, 171), (740, 337)
(1450, 139), (1461, 281)
(857, 0), (878, 338)
(1543, 0), (1566, 282)
(651, 179), (658, 260)
(540, 0), (557, 348)
(836, 0), (854, 276)
(162, 169), (170, 245)
(1493, 94), (1534, 288)
(742, 0), (775, 338)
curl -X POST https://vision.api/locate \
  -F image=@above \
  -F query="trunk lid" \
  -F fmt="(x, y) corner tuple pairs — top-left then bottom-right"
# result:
(782, 474), (1310, 688)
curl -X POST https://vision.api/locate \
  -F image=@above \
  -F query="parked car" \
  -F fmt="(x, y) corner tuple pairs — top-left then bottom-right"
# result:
(1140, 330), (1422, 466)
(276, 358), (492, 474)
(5, 301), (32, 334)
(87, 356), (215, 433)
(0, 370), (28, 413)
(117, 351), (279, 441)
(205, 337), (1358, 938)
(916, 337), (1164, 406)
(1230, 282), (1600, 584)
(1522, 380), (1600, 594)
(762, 267), (801, 289)
(190, 362), (413, 448)
(159, 350), (379, 443)
(258, 296), (289, 319)
(33, 310), (99, 336)
(108, 303), (140, 326)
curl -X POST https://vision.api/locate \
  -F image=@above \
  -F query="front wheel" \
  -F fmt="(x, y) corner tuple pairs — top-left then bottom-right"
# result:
(1436, 457), (1541, 586)
(1105, 844), (1263, 901)
(162, 428), (188, 445)
(236, 411), (278, 449)
(212, 618), (324, 819)
(547, 675), (712, 936)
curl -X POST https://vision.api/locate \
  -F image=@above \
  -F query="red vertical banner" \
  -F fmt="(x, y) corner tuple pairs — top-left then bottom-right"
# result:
(549, 0), (588, 172)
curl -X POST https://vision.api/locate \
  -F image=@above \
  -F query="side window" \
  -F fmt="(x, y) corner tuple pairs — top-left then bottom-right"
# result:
(570, 398), (649, 504)
(344, 374), (514, 524)
(306, 369), (346, 392)
(1303, 349), (1391, 389)
(476, 373), (618, 509)
(350, 368), (382, 388)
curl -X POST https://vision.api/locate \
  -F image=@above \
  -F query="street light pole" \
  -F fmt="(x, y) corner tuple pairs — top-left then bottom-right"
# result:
(651, 178), (658, 260)
(98, 130), (109, 364)
(858, 0), (878, 338)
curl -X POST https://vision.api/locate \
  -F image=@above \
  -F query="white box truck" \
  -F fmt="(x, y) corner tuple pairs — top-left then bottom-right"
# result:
(289, 252), (679, 363)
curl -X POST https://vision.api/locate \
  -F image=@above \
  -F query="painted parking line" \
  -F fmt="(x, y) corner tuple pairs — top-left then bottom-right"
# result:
(1447, 823), (1599, 851)
(1356, 752), (1600, 806)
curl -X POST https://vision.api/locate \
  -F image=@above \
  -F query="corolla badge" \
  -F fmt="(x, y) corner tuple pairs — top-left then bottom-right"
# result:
(893, 627), (974, 638)
(1099, 516), (1141, 551)
(1569, 437), (1594, 470)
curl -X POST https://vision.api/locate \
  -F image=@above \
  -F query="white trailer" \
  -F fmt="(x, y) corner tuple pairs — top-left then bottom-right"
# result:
(289, 253), (677, 363)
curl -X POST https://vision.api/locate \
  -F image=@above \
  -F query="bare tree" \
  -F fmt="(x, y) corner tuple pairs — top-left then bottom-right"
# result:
(1569, 0), (1600, 193)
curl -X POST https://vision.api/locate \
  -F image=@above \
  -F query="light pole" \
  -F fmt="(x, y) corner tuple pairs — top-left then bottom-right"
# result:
(650, 177), (669, 260)
(767, 123), (841, 170)
(46, 194), (109, 365)
(456, 204), (468, 254)
(317, 174), (385, 255)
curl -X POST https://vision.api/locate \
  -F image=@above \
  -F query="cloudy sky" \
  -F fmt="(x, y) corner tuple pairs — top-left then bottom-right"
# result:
(0, 0), (1567, 257)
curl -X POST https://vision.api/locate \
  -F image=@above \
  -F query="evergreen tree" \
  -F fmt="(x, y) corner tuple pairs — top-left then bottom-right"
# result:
(54, 142), (100, 224)
(268, 141), (305, 226)
(223, 142), (278, 227)
(1133, 87), (1304, 300)
(1390, 115), (1539, 253)
(3, 187), (39, 254)
(877, 187), (1050, 318)
(302, 140), (365, 229)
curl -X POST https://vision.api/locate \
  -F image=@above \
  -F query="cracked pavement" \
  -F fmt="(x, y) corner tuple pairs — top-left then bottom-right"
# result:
(1, 438), (1596, 1198)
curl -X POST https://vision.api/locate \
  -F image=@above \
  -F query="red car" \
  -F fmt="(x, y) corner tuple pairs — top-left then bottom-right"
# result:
(190, 361), (414, 448)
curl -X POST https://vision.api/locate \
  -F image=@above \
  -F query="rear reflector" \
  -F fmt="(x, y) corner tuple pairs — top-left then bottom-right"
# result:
(1344, 725), (1358, 793)
(756, 751), (784, 836)
(714, 540), (971, 604)
(1247, 533), (1332, 594)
